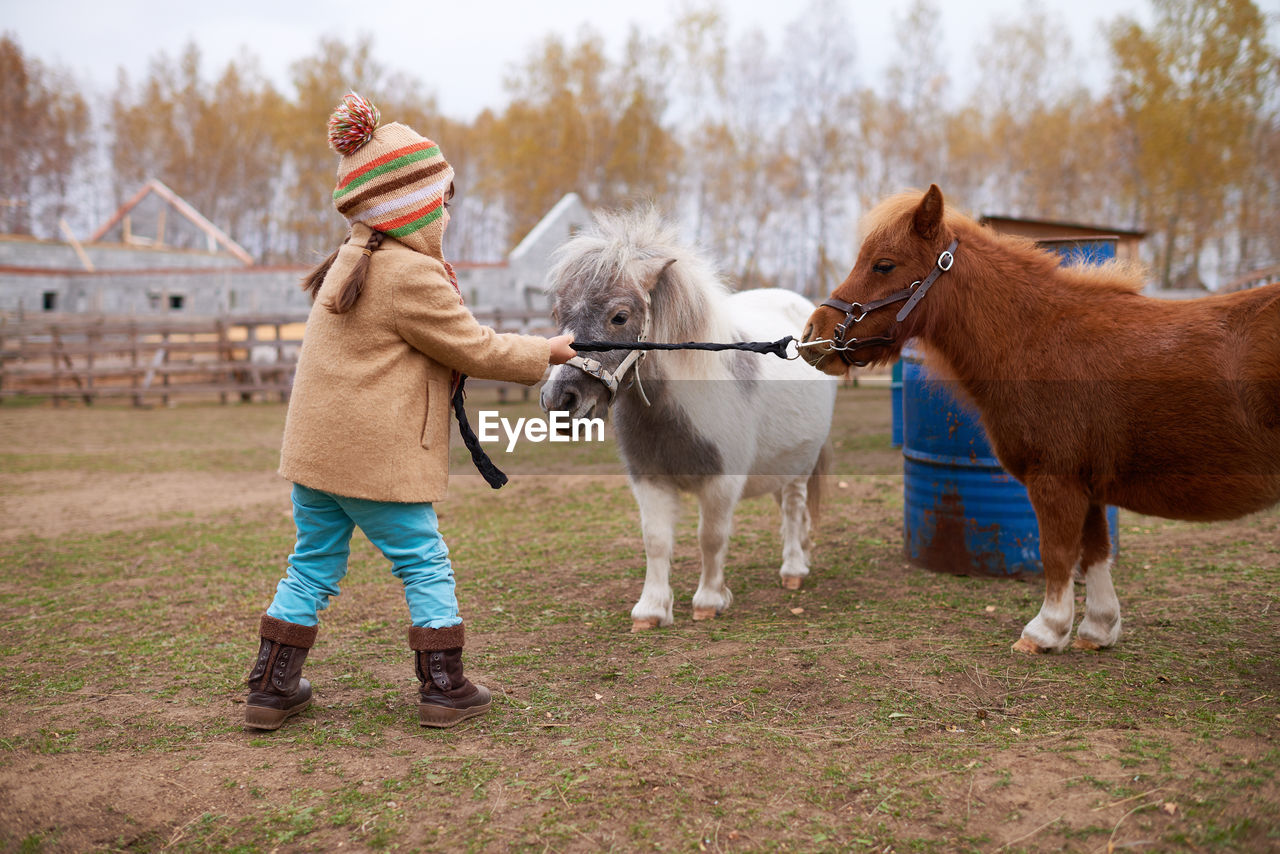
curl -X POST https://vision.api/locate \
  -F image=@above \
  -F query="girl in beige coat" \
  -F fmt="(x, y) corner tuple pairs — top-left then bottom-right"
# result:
(245, 94), (576, 731)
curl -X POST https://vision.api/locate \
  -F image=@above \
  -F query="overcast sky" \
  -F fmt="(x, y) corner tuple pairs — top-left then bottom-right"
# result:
(4, 0), (1182, 119)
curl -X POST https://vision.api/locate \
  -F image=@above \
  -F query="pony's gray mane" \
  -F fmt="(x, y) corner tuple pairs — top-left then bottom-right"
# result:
(546, 206), (733, 345)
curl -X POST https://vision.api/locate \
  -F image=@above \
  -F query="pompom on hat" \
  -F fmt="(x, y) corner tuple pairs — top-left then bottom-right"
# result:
(327, 92), (454, 259)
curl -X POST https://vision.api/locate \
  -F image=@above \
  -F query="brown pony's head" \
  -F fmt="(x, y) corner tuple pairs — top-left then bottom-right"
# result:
(801, 184), (956, 375)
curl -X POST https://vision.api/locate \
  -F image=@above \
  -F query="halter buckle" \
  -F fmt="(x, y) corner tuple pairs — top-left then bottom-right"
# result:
(937, 250), (954, 271)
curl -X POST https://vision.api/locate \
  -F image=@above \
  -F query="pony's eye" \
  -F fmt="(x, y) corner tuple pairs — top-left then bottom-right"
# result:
(873, 260), (895, 274)
(610, 311), (629, 326)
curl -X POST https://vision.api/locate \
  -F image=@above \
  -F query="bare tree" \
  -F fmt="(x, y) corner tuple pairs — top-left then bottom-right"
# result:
(0, 34), (90, 237)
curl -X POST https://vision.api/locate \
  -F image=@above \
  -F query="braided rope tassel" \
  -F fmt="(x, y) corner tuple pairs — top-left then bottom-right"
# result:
(451, 376), (508, 489)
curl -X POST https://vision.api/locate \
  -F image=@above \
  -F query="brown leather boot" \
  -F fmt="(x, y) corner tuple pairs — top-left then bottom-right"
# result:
(409, 623), (491, 728)
(245, 615), (317, 731)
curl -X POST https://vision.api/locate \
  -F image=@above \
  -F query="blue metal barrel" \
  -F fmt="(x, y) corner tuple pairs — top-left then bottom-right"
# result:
(901, 238), (1120, 577)
(890, 358), (903, 447)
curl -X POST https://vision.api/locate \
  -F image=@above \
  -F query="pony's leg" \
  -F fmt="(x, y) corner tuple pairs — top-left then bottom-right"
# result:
(691, 477), (742, 620)
(630, 478), (682, 632)
(1014, 480), (1088, 654)
(776, 478), (811, 590)
(1074, 503), (1122, 650)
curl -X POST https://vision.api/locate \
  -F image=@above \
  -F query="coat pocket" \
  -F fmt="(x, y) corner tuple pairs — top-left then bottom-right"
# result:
(420, 380), (450, 450)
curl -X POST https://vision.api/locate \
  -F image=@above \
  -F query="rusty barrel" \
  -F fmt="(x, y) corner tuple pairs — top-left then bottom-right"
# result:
(902, 238), (1119, 577)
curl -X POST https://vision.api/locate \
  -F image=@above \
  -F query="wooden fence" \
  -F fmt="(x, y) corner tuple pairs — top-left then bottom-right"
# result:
(0, 309), (555, 406)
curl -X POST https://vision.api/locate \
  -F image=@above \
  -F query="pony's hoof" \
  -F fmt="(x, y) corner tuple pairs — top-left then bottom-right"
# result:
(780, 575), (804, 591)
(1012, 636), (1049, 654)
(630, 618), (660, 633)
(691, 607), (718, 621)
(1072, 636), (1104, 651)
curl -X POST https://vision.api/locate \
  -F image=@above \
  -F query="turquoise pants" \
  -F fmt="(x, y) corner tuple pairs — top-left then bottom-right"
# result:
(266, 483), (461, 629)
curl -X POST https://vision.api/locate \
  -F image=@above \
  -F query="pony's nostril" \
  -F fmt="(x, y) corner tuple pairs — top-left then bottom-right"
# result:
(561, 388), (579, 414)
(802, 322), (813, 342)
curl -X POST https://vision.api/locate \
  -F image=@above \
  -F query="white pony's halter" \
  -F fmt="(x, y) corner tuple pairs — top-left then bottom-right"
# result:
(564, 292), (653, 407)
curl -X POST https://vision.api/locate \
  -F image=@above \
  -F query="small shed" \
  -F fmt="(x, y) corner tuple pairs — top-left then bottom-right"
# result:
(979, 214), (1145, 264)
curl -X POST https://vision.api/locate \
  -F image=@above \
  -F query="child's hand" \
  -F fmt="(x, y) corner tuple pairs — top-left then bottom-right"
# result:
(548, 333), (577, 365)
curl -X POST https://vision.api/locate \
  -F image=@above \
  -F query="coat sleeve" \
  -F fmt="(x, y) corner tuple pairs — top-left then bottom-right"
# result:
(391, 257), (551, 385)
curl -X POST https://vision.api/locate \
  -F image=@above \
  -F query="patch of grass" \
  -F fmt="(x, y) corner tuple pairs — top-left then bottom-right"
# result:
(2, 388), (1278, 851)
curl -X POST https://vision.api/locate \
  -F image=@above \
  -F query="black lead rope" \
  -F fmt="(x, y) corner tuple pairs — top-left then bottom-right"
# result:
(573, 336), (795, 359)
(451, 336), (797, 489)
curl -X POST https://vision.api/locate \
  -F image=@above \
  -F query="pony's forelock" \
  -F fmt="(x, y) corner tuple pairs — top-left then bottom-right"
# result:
(545, 205), (732, 346)
(859, 189), (967, 242)
(546, 206), (685, 298)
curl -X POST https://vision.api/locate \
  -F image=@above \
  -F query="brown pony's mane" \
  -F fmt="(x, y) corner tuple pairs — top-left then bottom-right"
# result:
(861, 191), (1147, 296)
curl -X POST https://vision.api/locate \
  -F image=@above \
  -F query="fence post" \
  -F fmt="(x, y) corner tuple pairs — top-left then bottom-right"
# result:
(273, 320), (287, 403)
(161, 328), (171, 407)
(243, 321), (260, 403)
(216, 318), (229, 405)
(85, 320), (99, 405)
(50, 324), (62, 408)
(130, 320), (143, 407)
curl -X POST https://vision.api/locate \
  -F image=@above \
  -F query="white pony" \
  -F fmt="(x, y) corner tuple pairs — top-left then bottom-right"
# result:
(540, 208), (838, 631)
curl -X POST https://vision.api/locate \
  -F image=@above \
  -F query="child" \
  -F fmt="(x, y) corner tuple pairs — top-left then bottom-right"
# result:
(245, 93), (576, 730)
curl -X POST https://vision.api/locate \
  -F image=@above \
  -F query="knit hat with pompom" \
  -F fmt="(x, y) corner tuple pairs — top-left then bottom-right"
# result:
(327, 92), (454, 259)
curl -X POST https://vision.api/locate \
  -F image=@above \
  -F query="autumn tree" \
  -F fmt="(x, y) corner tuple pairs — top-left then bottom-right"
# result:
(858, 0), (952, 205)
(779, 0), (862, 295)
(486, 26), (678, 248)
(14, 3), (1277, 290)
(431, 109), (511, 263)
(489, 32), (597, 246)
(1227, 83), (1280, 276)
(1108, 0), (1277, 287)
(605, 27), (682, 208)
(667, 7), (793, 287)
(0, 34), (90, 236)
(278, 35), (442, 264)
(108, 43), (286, 258)
(939, 0), (1130, 226)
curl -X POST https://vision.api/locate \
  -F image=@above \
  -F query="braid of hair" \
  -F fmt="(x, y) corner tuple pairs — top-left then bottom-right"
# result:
(300, 237), (347, 303)
(326, 230), (385, 314)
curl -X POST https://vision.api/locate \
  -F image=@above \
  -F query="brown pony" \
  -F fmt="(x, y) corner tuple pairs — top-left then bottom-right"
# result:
(801, 185), (1280, 654)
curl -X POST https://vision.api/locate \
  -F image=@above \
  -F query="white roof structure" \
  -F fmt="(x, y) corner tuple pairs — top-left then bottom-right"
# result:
(89, 179), (253, 265)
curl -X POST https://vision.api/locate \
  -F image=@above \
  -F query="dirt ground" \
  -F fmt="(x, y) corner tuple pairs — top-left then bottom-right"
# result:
(0, 468), (288, 540)
(0, 396), (616, 542)
(1, 392), (1278, 852)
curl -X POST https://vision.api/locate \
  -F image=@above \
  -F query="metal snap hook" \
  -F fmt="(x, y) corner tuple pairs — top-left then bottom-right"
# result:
(794, 338), (843, 354)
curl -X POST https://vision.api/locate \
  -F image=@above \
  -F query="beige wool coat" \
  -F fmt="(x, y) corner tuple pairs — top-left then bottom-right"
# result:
(279, 223), (551, 503)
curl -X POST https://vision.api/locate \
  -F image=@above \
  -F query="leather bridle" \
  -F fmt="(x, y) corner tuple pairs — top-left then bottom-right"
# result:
(817, 238), (958, 367)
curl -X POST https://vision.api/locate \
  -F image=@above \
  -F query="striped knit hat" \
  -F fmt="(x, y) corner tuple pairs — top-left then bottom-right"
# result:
(328, 93), (454, 259)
